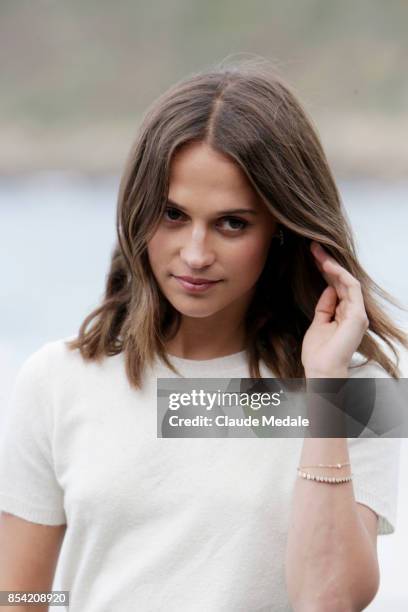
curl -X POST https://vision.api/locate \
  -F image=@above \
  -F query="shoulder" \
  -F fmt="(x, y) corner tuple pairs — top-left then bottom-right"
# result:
(18, 337), (81, 377)
(6, 339), (80, 431)
(14, 336), (99, 396)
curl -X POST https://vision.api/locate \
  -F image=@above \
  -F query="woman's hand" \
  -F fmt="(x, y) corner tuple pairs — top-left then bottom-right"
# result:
(301, 241), (369, 378)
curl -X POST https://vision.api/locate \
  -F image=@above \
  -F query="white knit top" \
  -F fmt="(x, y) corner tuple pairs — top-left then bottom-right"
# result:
(0, 339), (401, 611)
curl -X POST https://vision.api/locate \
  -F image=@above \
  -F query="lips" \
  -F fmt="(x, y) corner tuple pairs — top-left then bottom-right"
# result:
(173, 275), (220, 285)
(172, 275), (221, 293)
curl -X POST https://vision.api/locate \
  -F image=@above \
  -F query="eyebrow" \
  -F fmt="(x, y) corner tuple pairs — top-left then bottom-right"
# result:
(166, 198), (258, 216)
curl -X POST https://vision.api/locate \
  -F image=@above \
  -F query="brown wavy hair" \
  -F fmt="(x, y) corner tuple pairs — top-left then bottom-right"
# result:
(67, 58), (408, 388)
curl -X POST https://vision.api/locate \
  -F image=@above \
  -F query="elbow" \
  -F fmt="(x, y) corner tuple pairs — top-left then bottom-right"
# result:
(350, 559), (381, 611)
(292, 599), (374, 612)
(293, 589), (378, 612)
(291, 566), (380, 612)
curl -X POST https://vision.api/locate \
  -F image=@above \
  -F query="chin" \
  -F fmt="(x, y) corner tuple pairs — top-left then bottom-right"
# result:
(169, 299), (223, 319)
(175, 307), (220, 319)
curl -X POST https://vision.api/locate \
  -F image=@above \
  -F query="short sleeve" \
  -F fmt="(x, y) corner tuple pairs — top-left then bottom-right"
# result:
(0, 347), (66, 525)
(349, 437), (401, 535)
(348, 357), (402, 535)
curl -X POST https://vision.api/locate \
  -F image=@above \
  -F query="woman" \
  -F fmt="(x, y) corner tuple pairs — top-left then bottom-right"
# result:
(0, 59), (406, 611)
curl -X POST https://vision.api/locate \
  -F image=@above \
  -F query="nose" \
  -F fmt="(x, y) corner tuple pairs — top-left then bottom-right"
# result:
(179, 226), (216, 269)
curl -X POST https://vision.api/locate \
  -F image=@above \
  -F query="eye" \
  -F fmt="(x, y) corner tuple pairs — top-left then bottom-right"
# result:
(163, 207), (249, 233)
(164, 207), (184, 222)
(218, 217), (249, 232)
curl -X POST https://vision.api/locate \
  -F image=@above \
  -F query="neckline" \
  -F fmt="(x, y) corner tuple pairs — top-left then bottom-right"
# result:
(157, 349), (248, 375)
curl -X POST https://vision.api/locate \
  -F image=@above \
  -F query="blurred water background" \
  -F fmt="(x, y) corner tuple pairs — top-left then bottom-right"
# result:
(1, 0), (407, 608)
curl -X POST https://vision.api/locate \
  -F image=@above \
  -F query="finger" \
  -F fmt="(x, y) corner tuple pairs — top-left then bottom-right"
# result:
(311, 242), (338, 286)
(313, 286), (338, 324)
(311, 243), (354, 286)
(313, 256), (347, 302)
(311, 243), (365, 308)
(321, 259), (366, 310)
(311, 243), (369, 332)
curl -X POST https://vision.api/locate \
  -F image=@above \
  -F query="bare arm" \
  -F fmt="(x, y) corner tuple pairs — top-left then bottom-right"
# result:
(0, 511), (66, 612)
(285, 436), (380, 612)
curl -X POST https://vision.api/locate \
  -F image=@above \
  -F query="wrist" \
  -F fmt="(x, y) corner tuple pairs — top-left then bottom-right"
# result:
(305, 369), (349, 379)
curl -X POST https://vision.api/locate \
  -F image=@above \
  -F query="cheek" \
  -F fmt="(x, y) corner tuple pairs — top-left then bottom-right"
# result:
(231, 235), (272, 277)
(146, 230), (166, 270)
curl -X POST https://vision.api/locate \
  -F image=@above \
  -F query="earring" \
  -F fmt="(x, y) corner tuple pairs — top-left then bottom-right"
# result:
(273, 228), (284, 246)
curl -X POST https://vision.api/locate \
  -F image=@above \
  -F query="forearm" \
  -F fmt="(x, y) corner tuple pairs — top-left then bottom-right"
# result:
(285, 436), (379, 611)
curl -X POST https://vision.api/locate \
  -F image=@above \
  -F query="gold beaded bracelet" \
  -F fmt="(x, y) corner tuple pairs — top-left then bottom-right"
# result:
(297, 468), (353, 484)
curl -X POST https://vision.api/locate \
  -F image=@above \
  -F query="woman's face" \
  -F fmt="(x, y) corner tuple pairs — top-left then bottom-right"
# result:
(147, 141), (277, 320)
